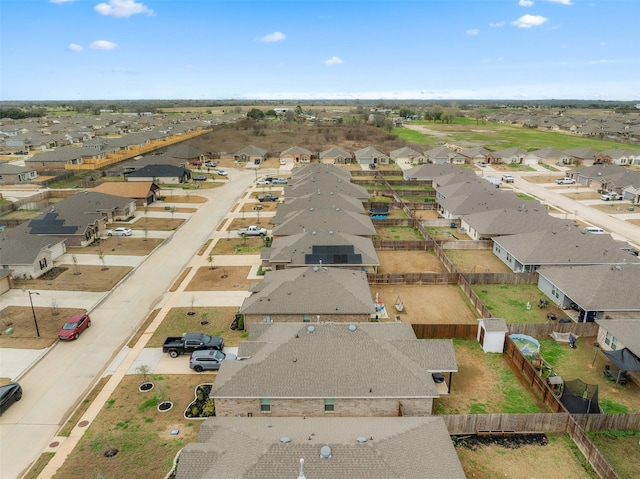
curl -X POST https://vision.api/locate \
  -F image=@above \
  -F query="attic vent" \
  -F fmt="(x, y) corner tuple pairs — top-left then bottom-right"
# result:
(313, 266), (319, 272)
(280, 437), (291, 443)
(329, 230), (334, 235)
(348, 324), (357, 332)
(312, 231), (317, 235)
(356, 436), (368, 443)
(320, 445), (332, 459)
(307, 326), (315, 334)
(310, 207), (314, 211)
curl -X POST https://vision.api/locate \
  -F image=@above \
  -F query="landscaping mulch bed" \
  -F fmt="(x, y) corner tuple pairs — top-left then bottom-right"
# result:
(454, 433), (548, 450)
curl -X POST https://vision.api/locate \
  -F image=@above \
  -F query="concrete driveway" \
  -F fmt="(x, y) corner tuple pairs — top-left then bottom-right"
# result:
(0, 168), (256, 479)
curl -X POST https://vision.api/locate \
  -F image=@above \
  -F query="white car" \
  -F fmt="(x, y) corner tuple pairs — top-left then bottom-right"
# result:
(501, 174), (514, 183)
(279, 159), (287, 165)
(107, 227), (132, 236)
(256, 178), (271, 185)
(216, 170), (228, 176)
(601, 192), (623, 201)
(556, 177), (576, 185)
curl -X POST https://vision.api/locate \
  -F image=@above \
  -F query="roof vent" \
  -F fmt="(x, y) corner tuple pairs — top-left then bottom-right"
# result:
(312, 230), (317, 235)
(310, 207), (314, 211)
(297, 458), (306, 479)
(329, 230), (334, 235)
(313, 266), (319, 272)
(349, 324), (357, 332)
(280, 437), (291, 443)
(320, 445), (332, 459)
(307, 326), (315, 334)
(356, 436), (368, 443)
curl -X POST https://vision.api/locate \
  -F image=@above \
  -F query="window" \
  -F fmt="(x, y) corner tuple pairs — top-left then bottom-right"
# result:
(303, 314), (311, 322)
(604, 332), (612, 346)
(324, 398), (335, 412)
(611, 337), (618, 351)
(260, 398), (271, 412)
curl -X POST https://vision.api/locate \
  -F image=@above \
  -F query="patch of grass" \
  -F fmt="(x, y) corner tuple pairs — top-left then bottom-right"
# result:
(472, 284), (557, 324)
(469, 400), (488, 414)
(598, 399), (628, 414)
(21, 452), (56, 479)
(561, 433), (600, 479)
(499, 367), (540, 414)
(138, 396), (160, 412)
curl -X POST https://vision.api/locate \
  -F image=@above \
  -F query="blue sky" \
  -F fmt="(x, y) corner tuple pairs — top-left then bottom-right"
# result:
(1, 0), (638, 101)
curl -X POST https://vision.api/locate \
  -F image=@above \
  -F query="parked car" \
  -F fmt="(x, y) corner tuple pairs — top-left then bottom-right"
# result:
(58, 312), (91, 340)
(600, 192), (623, 201)
(107, 227), (132, 236)
(205, 161), (217, 167)
(477, 161), (487, 168)
(162, 333), (224, 358)
(556, 177), (576, 185)
(258, 193), (279, 202)
(271, 178), (288, 184)
(368, 163), (376, 170)
(216, 170), (228, 176)
(238, 225), (268, 236)
(193, 175), (207, 181)
(256, 178), (271, 185)
(190, 160), (202, 166)
(501, 174), (514, 183)
(280, 158), (287, 165)
(0, 382), (22, 415)
(189, 349), (237, 372)
(581, 226), (606, 234)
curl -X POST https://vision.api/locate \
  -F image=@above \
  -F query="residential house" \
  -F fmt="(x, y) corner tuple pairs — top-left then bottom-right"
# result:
(0, 268), (12, 295)
(126, 164), (191, 184)
(280, 146), (313, 164)
(284, 176), (369, 201)
(460, 146), (493, 166)
(175, 416), (466, 479)
(492, 228), (635, 273)
(0, 226), (66, 279)
(272, 192), (365, 225)
(90, 181), (160, 207)
(390, 146), (425, 165)
(211, 322), (457, 417)
(402, 163), (461, 181)
(0, 163), (38, 184)
(437, 190), (527, 220)
(163, 142), (208, 164)
(537, 264), (640, 322)
(261, 230), (379, 272)
(353, 146), (389, 167)
(564, 147), (598, 166)
(595, 148), (634, 166)
(239, 267), (375, 324)
(319, 146), (352, 164)
(271, 208), (376, 237)
(486, 147), (527, 165)
(234, 145), (268, 164)
(530, 147), (568, 166)
(423, 146), (463, 165)
(24, 146), (103, 170)
(596, 319), (640, 356)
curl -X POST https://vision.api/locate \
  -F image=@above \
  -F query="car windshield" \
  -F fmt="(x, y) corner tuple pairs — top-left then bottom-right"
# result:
(212, 350), (224, 360)
(201, 333), (212, 343)
(62, 322), (77, 330)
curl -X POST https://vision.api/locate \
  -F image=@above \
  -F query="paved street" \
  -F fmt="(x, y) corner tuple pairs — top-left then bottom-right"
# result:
(0, 169), (256, 479)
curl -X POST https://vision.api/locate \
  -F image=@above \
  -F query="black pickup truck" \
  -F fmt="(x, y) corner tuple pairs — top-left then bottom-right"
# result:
(162, 333), (224, 358)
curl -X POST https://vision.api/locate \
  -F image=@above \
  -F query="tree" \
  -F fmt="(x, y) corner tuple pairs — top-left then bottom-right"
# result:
(207, 253), (215, 270)
(96, 249), (107, 270)
(246, 108), (265, 120)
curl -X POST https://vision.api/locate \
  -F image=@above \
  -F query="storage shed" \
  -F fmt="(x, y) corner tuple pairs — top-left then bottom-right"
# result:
(477, 318), (509, 353)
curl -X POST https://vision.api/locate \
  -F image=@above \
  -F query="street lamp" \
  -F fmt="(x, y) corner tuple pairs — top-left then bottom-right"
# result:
(28, 291), (40, 337)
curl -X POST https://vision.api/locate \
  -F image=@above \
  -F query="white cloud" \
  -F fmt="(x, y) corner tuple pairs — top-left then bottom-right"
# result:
(324, 56), (344, 66)
(94, 0), (154, 18)
(589, 59), (614, 64)
(512, 14), (549, 28)
(260, 32), (285, 43)
(466, 29), (479, 36)
(490, 21), (506, 27)
(519, 0), (534, 6)
(90, 40), (117, 50)
(50, 0), (76, 4)
(547, 0), (572, 5)
(68, 43), (83, 51)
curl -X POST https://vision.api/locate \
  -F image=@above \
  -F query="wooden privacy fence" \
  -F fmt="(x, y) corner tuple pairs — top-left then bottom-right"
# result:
(462, 272), (538, 285)
(509, 322), (599, 338)
(566, 416), (620, 479)
(371, 240), (434, 250)
(458, 274), (493, 318)
(411, 323), (477, 339)
(367, 272), (459, 285)
(439, 240), (494, 250)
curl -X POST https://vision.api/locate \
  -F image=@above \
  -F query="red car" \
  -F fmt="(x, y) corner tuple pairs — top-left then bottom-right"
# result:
(58, 312), (91, 340)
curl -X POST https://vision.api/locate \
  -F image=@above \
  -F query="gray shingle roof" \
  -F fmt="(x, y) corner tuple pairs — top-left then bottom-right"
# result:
(239, 267), (374, 316)
(176, 416), (465, 479)
(213, 322), (448, 398)
(272, 208), (376, 236)
(272, 192), (365, 224)
(595, 319), (640, 355)
(438, 190), (526, 216)
(461, 207), (575, 237)
(538, 264), (640, 311)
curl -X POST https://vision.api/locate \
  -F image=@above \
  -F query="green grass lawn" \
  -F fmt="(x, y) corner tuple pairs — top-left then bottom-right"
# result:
(587, 430), (640, 479)
(472, 284), (556, 324)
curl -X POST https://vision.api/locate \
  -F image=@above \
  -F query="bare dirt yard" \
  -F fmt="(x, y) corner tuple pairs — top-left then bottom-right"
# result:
(414, 209), (440, 220)
(125, 217), (185, 231)
(211, 237), (264, 255)
(444, 249), (512, 273)
(590, 203), (635, 214)
(67, 237), (163, 256)
(376, 250), (445, 273)
(14, 265), (132, 292)
(523, 174), (566, 184)
(374, 285), (479, 324)
(184, 266), (253, 291)
(0, 306), (87, 349)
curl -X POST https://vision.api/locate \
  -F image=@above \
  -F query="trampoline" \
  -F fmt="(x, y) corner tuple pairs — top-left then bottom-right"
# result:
(560, 378), (600, 414)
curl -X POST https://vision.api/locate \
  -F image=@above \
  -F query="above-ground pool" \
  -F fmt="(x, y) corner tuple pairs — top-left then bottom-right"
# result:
(510, 334), (541, 356)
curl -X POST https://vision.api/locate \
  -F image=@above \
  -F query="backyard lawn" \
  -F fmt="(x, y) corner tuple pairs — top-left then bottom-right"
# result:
(587, 430), (640, 479)
(374, 225), (425, 241)
(472, 284), (564, 324)
(444, 249), (511, 273)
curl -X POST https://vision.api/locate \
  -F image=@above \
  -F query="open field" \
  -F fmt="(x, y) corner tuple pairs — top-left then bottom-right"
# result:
(375, 284), (479, 324)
